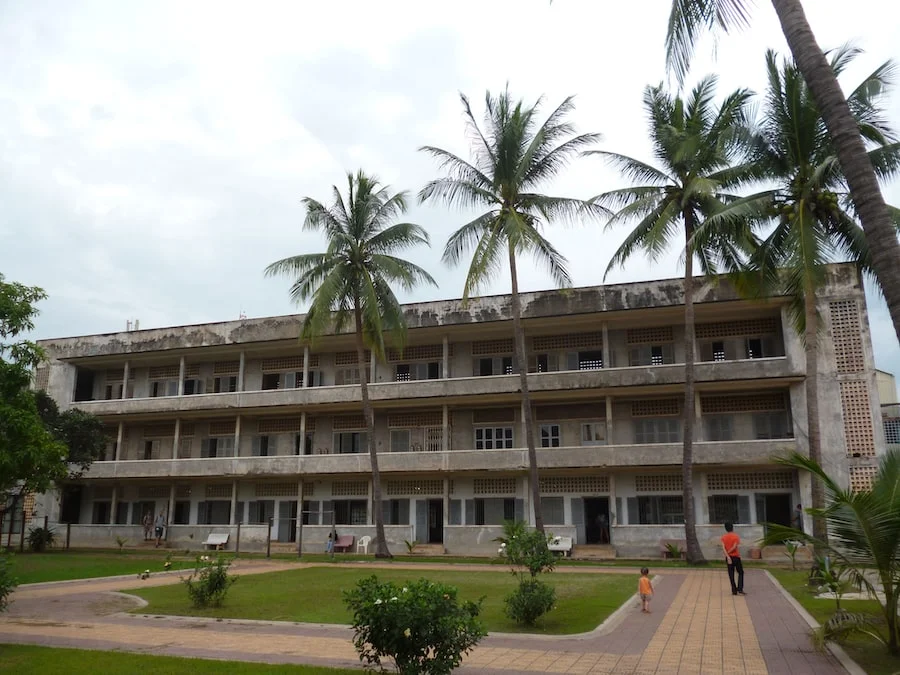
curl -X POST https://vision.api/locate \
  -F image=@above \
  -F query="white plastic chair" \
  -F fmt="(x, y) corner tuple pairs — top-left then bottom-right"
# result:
(356, 535), (372, 554)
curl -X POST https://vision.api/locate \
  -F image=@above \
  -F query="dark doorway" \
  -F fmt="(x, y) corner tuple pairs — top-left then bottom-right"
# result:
(59, 486), (83, 523)
(73, 369), (95, 402)
(278, 500), (298, 542)
(427, 499), (443, 544)
(584, 497), (610, 545)
(755, 493), (792, 539)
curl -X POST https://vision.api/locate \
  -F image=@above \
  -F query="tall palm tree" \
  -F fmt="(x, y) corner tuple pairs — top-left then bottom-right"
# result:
(762, 449), (900, 656)
(419, 89), (602, 533)
(266, 170), (436, 558)
(666, 0), (900, 347)
(713, 48), (900, 542)
(587, 77), (757, 563)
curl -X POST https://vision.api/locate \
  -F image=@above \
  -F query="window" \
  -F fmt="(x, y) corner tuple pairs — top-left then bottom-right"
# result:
(474, 427), (514, 450)
(540, 424), (560, 448)
(336, 368), (361, 385)
(633, 418), (680, 444)
(581, 422), (606, 446)
(334, 499), (367, 525)
(395, 362), (441, 381)
(294, 433), (313, 456)
(745, 337), (776, 359)
(305, 370), (324, 387)
(705, 416), (734, 442)
(335, 432), (366, 454)
(885, 419), (900, 445)
(708, 495), (751, 524)
(634, 496), (684, 524)
(575, 350), (603, 370)
(197, 501), (231, 525)
(248, 500), (275, 524)
(201, 437), (235, 458)
(173, 501), (191, 525)
(252, 435), (270, 457)
(541, 497), (564, 524)
(104, 383), (123, 400)
(302, 500), (320, 525)
(150, 380), (178, 397)
(143, 440), (163, 460)
(385, 499), (410, 525)
(629, 344), (674, 366)
(261, 373), (280, 390)
(474, 498), (516, 525)
(390, 429), (411, 453)
(261, 372), (299, 390)
(214, 376), (237, 393)
(182, 379), (203, 395)
(753, 412), (791, 439)
(91, 501), (111, 524)
(478, 356), (513, 376)
(101, 440), (117, 462)
(530, 353), (557, 373)
(114, 502), (129, 525)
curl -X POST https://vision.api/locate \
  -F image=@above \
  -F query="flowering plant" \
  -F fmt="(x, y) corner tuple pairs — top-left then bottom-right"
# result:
(182, 555), (236, 608)
(344, 575), (485, 675)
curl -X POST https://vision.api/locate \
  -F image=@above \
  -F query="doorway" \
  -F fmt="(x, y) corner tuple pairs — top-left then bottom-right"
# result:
(755, 493), (792, 539)
(277, 501), (298, 542)
(584, 497), (610, 545)
(427, 499), (443, 544)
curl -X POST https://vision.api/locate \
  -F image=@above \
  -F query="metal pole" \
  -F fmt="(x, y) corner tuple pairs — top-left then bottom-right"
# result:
(235, 522), (241, 557)
(43, 515), (48, 530)
(18, 508), (26, 552)
(66, 522), (71, 549)
(331, 510), (336, 561)
(297, 514), (303, 559)
(266, 517), (272, 558)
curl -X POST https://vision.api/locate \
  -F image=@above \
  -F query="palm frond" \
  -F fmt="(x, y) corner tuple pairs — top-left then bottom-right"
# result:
(665, 0), (752, 85)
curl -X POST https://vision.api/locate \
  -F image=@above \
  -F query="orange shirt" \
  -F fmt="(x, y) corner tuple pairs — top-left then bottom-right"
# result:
(721, 532), (741, 558)
(638, 576), (653, 595)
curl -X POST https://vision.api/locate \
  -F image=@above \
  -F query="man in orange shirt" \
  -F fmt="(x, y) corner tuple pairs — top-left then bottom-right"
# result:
(721, 522), (745, 596)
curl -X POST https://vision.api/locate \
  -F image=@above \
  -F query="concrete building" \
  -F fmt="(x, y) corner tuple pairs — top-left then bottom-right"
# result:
(27, 264), (886, 558)
(876, 369), (897, 405)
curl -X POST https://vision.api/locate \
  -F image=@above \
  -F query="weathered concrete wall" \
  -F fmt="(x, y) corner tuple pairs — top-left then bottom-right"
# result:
(443, 525), (506, 555)
(611, 524), (764, 559)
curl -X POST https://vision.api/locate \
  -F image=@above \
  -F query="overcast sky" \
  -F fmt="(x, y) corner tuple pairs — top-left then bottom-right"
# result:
(2, 1), (900, 380)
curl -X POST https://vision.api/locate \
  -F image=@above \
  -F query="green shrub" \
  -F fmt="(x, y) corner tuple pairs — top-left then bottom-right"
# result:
(344, 575), (486, 675)
(26, 527), (55, 552)
(504, 578), (556, 626)
(0, 555), (16, 612)
(182, 555), (236, 608)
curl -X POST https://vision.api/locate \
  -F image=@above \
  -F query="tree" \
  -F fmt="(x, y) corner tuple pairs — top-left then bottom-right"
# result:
(419, 89), (602, 533)
(266, 171), (436, 558)
(587, 78), (757, 563)
(0, 274), (66, 523)
(666, 0), (900, 347)
(34, 390), (107, 476)
(762, 449), (900, 656)
(716, 48), (900, 541)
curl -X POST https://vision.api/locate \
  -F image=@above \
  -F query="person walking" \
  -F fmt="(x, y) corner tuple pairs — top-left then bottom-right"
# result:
(638, 567), (653, 613)
(141, 511), (152, 541)
(154, 511), (166, 548)
(792, 504), (804, 533)
(721, 522), (745, 596)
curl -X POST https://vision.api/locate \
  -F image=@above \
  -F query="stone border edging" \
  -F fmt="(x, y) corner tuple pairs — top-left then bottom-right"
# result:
(763, 569), (866, 675)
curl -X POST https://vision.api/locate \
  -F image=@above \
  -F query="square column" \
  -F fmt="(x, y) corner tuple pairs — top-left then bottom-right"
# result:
(238, 350), (246, 391)
(442, 336), (450, 378)
(302, 346), (309, 388)
(177, 356), (185, 396)
(229, 480), (238, 525)
(172, 418), (181, 460)
(121, 361), (130, 399)
(115, 422), (124, 461)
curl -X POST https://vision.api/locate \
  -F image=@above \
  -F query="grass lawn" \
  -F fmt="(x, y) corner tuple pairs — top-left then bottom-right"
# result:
(6, 550), (196, 585)
(0, 644), (359, 674)
(769, 569), (900, 675)
(130, 566), (635, 634)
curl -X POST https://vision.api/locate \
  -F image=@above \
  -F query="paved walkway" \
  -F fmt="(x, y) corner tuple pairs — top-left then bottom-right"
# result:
(0, 560), (847, 674)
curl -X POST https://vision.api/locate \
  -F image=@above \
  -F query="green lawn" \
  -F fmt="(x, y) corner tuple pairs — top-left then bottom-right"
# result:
(0, 644), (359, 674)
(130, 567), (635, 634)
(6, 550), (196, 585)
(769, 569), (900, 675)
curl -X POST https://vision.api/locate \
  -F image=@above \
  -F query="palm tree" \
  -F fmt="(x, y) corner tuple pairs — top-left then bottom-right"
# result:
(762, 449), (900, 656)
(266, 170), (436, 558)
(715, 48), (900, 542)
(419, 89), (602, 533)
(587, 77), (757, 564)
(666, 0), (900, 347)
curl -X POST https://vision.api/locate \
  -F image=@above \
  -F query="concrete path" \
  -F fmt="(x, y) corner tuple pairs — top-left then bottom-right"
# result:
(0, 560), (848, 674)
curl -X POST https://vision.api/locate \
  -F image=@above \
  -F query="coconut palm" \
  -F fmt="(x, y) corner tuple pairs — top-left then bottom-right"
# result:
(419, 89), (602, 533)
(587, 77), (757, 563)
(665, 0), (900, 347)
(266, 170), (436, 558)
(762, 449), (900, 656)
(712, 48), (900, 542)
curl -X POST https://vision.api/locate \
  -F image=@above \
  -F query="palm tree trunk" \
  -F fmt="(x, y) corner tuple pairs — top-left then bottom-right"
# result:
(508, 245), (544, 533)
(354, 304), (391, 558)
(772, 0), (900, 344)
(804, 285), (827, 542)
(682, 214), (705, 564)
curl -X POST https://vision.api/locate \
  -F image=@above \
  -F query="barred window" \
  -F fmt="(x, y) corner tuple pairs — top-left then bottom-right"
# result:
(475, 427), (513, 450)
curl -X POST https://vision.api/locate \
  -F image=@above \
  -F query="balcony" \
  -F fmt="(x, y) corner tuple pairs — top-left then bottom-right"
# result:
(81, 438), (796, 480)
(72, 357), (799, 417)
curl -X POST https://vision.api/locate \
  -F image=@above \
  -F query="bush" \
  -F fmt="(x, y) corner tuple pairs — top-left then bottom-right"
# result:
(344, 575), (486, 675)
(182, 555), (236, 608)
(0, 555), (16, 612)
(505, 578), (556, 626)
(26, 527), (55, 552)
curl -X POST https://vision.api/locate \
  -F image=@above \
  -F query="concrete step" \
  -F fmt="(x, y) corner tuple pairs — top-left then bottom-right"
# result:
(269, 542), (299, 554)
(409, 543), (445, 556)
(572, 545), (616, 560)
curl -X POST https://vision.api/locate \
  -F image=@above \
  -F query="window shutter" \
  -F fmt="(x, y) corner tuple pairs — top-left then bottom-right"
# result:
(762, 337), (776, 357)
(415, 500), (428, 542)
(251, 437), (261, 456)
(626, 497), (639, 526)
(566, 352), (578, 371)
(707, 496), (717, 523)
(197, 501), (208, 525)
(737, 496), (751, 524)
(449, 500), (461, 525)
(236, 501), (245, 524)
(615, 497), (622, 526)
(464, 500), (475, 526)
(247, 501), (259, 524)
(200, 439), (210, 458)
(754, 494), (765, 525)
(283, 372), (296, 389)
(398, 499), (410, 525)
(307, 500), (320, 525)
(571, 497), (585, 544)
(514, 499), (524, 522)
(700, 342), (713, 361)
(382, 500), (392, 525)
(322, 501), (333, 527)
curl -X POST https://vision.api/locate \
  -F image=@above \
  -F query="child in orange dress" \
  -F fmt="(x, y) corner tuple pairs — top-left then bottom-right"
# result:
(639, 567), (653, 613)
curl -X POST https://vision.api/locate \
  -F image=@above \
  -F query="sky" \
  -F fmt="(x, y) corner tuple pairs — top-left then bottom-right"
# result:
(2, 0), (900, 379)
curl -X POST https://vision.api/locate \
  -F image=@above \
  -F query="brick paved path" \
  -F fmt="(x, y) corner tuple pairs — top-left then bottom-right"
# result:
(0, 561), (848, 674)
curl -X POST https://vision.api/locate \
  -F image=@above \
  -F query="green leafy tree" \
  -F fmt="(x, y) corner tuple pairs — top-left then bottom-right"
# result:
(266, 171), (436, 558)
(587, 77), (757, 564)
(665, 0), (900, 347)
(715, 48), (900, 541)
(419, 89), (602, 532)
(762, 449), (900, 656)
(34, 390), (107, 475)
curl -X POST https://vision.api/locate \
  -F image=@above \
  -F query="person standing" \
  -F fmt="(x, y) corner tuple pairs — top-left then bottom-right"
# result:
(154, 511), (166, 548)
(792, 504), (804, 533)
(721, 522), (745, 596)
(141, 511), (152, 541)
(638, 567), (653, 613)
